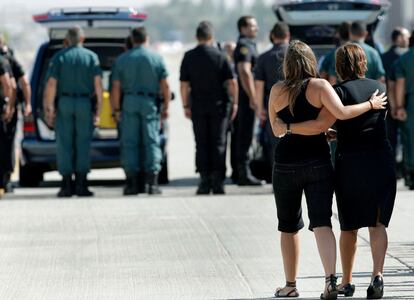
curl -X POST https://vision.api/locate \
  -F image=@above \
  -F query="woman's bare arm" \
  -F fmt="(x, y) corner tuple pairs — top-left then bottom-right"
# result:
(290, 107), (336, 135)
(316, 79), (386, 120)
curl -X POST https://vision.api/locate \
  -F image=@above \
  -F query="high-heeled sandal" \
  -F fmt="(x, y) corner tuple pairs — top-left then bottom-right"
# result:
(338, 283), (355, 297)
(275, 281), (299, 298)
(320, 274), (338, 300)
(367, 275), (384, 299)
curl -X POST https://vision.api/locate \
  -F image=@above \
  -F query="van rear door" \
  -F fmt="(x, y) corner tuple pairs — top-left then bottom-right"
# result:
(34, 7), (146, 41)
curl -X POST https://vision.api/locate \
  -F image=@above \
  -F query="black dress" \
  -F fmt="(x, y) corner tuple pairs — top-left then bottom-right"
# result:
(334, 78), (396, 231)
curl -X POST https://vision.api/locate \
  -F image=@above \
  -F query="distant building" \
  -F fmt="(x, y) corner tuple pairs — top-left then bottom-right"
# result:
(378, 0), (414, 48)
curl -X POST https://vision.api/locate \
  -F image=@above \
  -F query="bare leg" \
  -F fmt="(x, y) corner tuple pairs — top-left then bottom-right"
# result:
(339, 230), (358, 285)
(368, 224), (387, 278)
(314, 226), (337, 295)
(276, 232), (300, 296)
(314, 226), (337, 276)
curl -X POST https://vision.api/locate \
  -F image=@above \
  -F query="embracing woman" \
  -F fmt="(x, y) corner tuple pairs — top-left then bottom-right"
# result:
(272, 42), (395, 299)
(268, 40), (387, 299)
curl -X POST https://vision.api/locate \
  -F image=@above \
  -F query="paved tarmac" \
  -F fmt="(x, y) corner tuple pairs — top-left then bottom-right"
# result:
(0, 180), (413, 300)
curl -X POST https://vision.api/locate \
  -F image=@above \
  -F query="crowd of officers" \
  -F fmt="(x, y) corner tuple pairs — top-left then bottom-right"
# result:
(1, 16), (414, 198)
(0, 33), (31, 198)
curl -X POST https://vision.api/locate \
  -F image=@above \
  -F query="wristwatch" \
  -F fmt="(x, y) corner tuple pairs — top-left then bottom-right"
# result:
(286, 123), (292, 135)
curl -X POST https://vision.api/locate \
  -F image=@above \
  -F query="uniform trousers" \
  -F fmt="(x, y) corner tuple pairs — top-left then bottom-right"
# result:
(231, 88), (255, 171)
(56, 96), (93, 176)
(0, 107), (17, 188)
(192, 107), (229, 175)
(401, 94), (414, 176)
(121, 95), (161, 173)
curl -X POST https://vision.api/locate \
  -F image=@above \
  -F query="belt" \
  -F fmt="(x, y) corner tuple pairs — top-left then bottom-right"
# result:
(61, 92), (90, 98)
(127, 91), (157, 98)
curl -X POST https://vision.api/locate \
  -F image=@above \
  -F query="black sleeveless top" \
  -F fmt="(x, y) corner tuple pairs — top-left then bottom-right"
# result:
(274, 80), (330, 163)
(334, 78), (388, 152)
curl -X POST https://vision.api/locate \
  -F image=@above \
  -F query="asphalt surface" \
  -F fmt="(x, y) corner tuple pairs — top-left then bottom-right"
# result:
(0, 179), (413, 300)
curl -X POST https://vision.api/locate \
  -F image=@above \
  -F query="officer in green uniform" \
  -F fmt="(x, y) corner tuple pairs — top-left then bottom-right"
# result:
(111, 27), (170, 195)
(346, 22), (385, 82)
(395, 45), (414, 189)
(43, 26), (103, 197)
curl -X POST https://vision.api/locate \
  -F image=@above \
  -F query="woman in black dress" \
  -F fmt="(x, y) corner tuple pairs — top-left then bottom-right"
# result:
(268, 41), (387, 299)
(274, 43), (396, 299)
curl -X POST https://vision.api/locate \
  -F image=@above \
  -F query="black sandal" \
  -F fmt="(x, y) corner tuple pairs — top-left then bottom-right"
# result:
(275, 281), (299, 298)
(367, 275), (384, 299)
(320, 274), (338, 300)
(338, 283), (355, 297)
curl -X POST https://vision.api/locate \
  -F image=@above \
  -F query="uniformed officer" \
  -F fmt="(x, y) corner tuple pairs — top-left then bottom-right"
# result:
(254, 22), (289, 179)
(0, 54), (14, 198)
(111, 26), (170, 195)
(348, 22), (385, 82)
(231, 15), (263, 186)
(0, 33), (32, 193)
(381, 27), (410, 160)
(395, 39), (414, 189)
(43, 26), (103, 197)
(180, 21), (238, 195)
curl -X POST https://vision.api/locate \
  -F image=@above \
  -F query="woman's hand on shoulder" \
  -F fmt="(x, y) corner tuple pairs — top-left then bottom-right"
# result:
(368, 89), (387, 110)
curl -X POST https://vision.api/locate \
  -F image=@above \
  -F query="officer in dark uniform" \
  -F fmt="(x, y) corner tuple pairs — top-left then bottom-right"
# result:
(180, 21), (238, 195)
(0, 54), (15, 198)
(231, 15), (262, 186)
(43, 26), (103, 197)
(111, 27), (170, 195)
(254, 22), (289, 171)
(0, 34), (32, 193)
(395, 37), (414, 189)
(381, 27), (410, 158)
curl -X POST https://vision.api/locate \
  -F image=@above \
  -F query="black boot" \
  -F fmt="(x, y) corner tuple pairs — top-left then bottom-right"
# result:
(75, 173), (94, 197)
(123, 172), (139, 195)
(3, 173), (13, 193)
(196, 172), (211, 195)
(211, 171), (225, 195)
(237, 164), (263, 186)
(147, 172), (161, 195)
(57, 175), (73, 198)
(137, 171), (146, 194)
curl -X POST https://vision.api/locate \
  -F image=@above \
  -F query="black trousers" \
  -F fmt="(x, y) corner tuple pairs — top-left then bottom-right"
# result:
(230, 90), (255, 172)
(192, 110), (229, 175)
(386, 114), (399, 157)
(0, 109), (17, 188)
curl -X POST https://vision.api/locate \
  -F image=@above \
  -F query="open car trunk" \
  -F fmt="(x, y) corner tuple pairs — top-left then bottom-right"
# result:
(273, 0), (390, 59)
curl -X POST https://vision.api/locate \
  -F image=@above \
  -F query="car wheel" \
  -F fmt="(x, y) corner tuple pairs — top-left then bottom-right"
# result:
(158, 155), (169, 185)
(19, 163), (44, 187)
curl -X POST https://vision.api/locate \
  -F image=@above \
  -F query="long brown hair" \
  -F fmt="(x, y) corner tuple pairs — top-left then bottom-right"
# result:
(282, 40), (318, 114)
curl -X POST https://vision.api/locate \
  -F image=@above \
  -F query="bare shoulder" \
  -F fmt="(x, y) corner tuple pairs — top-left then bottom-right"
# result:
(269, 82), (288, 111)
(308, 78), (330, 89)
(307, 78), (334, 97)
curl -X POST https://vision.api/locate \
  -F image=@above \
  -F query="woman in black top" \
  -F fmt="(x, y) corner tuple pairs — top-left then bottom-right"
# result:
(268, 41), (386, 299)
(274, 43), (395, 299)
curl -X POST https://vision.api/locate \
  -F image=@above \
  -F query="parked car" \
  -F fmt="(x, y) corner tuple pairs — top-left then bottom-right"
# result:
(20, 7), (170, 187)
(250, 0), (391, 182)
